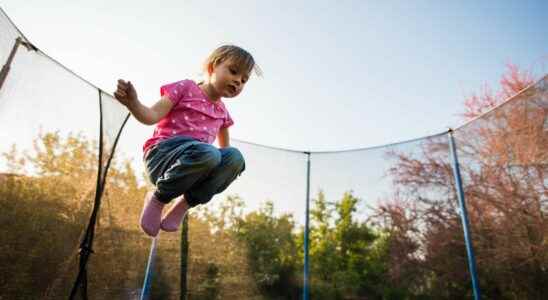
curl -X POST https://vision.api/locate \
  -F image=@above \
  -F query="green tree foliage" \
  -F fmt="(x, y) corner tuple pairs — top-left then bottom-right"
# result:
(187, 197), (260, 299)
(232, 200), (300, 299)
(308, 191), (409, 300)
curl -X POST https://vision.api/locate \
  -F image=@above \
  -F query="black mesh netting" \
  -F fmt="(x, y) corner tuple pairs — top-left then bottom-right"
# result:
(1, 6), (546, 300)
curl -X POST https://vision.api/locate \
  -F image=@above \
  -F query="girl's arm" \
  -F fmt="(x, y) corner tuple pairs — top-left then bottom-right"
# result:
(127, 96), (173, 125)
(217, 127), (230, 148)
(114, 79), (173, 125)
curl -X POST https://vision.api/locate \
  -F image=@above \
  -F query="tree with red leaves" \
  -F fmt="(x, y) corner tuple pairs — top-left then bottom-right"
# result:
(375, 65), (547, 299)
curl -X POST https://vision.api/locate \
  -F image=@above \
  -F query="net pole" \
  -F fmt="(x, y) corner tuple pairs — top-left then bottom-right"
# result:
(0, 37), (37, 92)
(0, 37), (21, 91)
(140, 236), (159, 300)
(302, 152), (311, 300)
(180, 216), (189, 300)
(448, 130), (481, 300)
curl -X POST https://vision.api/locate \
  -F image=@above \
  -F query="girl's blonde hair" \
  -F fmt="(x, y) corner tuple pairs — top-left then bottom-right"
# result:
(203, 45), (262, 77)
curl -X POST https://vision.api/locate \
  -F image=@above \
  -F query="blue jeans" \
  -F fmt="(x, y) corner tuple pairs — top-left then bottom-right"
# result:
(144, 136), (245, 207)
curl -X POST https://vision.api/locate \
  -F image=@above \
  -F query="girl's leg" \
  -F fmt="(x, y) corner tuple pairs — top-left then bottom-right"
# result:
(160, 146), (245, 231)
(141, 138), (222, 236)
(148, 141), (222, 202)
(139, 192), (165, 237)
(187, 146), (245, 205)
(159, 195), (189, 232)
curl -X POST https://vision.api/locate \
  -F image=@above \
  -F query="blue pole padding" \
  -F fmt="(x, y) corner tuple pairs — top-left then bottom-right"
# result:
(140, 236), (159, 300)
(303, 152), (311, 300)
(448, 130), (481, 300)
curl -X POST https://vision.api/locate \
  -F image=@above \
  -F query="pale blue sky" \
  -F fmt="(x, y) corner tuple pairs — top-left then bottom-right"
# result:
(2, 0), (546, 151)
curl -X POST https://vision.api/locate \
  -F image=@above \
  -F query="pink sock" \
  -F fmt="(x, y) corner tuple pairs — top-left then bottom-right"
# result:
(140, 192), (165, 237)
(160, 196), (189, 232)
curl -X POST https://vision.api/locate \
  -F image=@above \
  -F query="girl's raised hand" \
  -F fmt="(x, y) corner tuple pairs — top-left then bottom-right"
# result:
(114, 79), (138, 107)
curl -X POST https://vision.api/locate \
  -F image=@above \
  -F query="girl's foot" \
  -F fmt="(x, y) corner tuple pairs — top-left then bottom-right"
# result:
(140, 192), (165, 237)
(160, 196), (189, 232)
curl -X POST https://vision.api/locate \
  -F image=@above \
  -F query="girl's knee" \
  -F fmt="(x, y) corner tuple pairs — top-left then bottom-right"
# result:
(224, 147), (245, 172)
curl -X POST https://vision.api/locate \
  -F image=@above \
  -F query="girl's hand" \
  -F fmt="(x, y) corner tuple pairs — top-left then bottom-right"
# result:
(114, 79), (138, 107)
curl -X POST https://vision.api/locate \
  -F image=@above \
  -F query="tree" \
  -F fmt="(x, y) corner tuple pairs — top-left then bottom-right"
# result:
(375, 65), (547, 299)
(188, 197), (262, 299)
(232, 201), (300, 299)
(1, 131), (154, 299)
(462, 63), (535, 120)
(308, 191), (409, 299)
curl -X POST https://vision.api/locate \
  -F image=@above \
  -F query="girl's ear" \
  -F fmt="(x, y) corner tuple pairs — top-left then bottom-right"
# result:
(207, 63), (215, 76)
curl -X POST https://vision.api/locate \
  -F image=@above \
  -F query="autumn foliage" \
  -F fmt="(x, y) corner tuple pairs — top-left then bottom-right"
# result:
(375, 65), (547, 299)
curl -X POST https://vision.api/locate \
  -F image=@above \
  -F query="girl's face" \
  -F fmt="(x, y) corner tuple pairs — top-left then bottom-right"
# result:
(208, 59), (250, 98)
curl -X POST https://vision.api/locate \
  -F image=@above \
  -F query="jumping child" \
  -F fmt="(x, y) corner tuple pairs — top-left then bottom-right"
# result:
(114, 45), (260, 237)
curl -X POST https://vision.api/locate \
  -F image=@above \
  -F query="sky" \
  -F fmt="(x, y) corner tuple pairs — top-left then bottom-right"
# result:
(1, 0), (546, 152)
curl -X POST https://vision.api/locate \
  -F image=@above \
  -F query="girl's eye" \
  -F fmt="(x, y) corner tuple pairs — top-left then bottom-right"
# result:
(229, 68), (237, 75)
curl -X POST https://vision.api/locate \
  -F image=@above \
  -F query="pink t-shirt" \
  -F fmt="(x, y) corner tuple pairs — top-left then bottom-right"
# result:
(143, 79), (234, 153)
